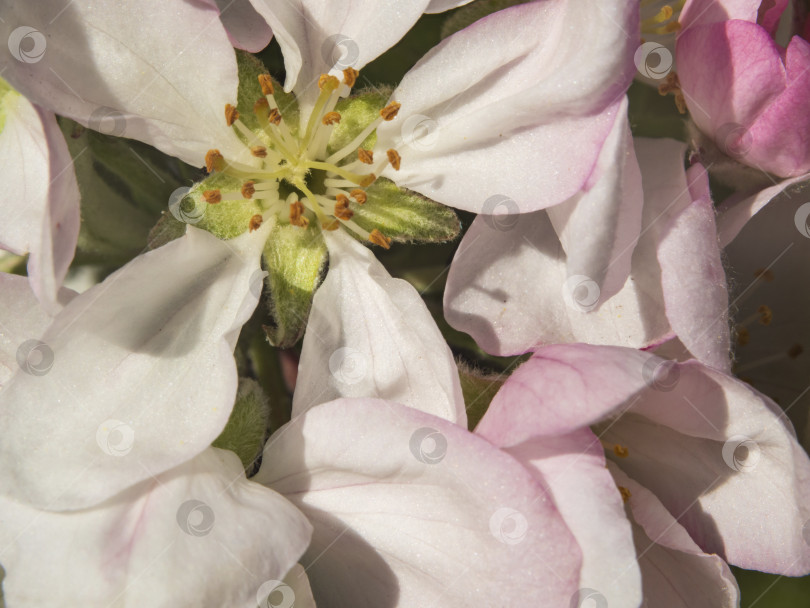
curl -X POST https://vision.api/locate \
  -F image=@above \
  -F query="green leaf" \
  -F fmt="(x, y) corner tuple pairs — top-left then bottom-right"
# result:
(352, 177), (460, 243)
(327, 89), (390, 156)
(236, 50), (299, 136)
(440, 0), (528, 39)
(262, 221), (328, 348)
(457, 361), (504, 431)
(57, 118), (197, 266)
(212, 378), (270, 472)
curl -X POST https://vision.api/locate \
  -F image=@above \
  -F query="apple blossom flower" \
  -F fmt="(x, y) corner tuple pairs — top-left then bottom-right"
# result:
(477, 342), (810, 584)
(677, 0), (810, 177)
(445, 137), (731, 371)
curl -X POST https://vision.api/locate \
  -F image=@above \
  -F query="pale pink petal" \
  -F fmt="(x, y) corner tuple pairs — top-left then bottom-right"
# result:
(0, 93), (80, 313)
(376, 0), (638, 212)
(680, 0), (759, 28)
(202, 0), (273, 52)
(501, 429), (643, 608)
(0, 225), (269, 511)
(1, 0), (243, 166)
(658, 164), (730, 371)
(255, 398), (581, 608)
(609, 464), (740, 608)
(0, 448), (311, 607)
(425, 0), (474, 12)
(293, 230), (465, 424)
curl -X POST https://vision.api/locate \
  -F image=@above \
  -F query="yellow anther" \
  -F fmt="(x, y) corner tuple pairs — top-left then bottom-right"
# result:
(251, 145), (268, 158)
(369, 228), (391, 249)
(258, 74), (274, 96)
(343, 67), (359, 87)
(203, 189), (222, 204)
(318, 74), (340, 92)
(386, 149), (401, 171)
(289, 200), (309, 227)
(350, 189), (367, 204)
(205, 149), (225, 173)
(322, 111), (341, 126)
(736, 327), (750, 346)
(225, 104), (239, 127)
(334, 194), (353, 221)
(241, 181), (256, 199)
(380, 101), (401, 121)
(249, 214), (263, 232)
(618, 486), (632, 503)
(358, 149), (374, 164)
(757, 305), (773, 326)
(613, 444), (629, 458)
(322, 219), (341, 231)
(360, 173), (377, 187)
(268, 109), (282, 125)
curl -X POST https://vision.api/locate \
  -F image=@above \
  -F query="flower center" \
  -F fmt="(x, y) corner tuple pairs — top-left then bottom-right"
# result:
(204, 68), (402, 249)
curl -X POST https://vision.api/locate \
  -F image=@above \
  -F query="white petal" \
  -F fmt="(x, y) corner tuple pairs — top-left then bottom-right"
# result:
(246, 0), (431, 96)
(503, 429), (643, 608)
(609, 465), (740, 608)
(293, 230), (465, 424)
(0, 92), (80, 312)
(1, 0), (243, 166)
(0, 448), (312, 607)
(204, 0), (273, 52)
(256, 398), (581, 608)
(425, 0), (474, 12)
(0, 225), (269, 510)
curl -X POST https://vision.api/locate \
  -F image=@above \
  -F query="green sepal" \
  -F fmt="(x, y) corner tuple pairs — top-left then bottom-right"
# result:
(212, 378), (271, 472)
(352, 177), (460, 243)
(235, 50), (299, 137)
(0, 76), (16, 133)
(186, 172), (264, 240)
(58, 118), (196, 265)
(262, 222), (328, 348)
(457, 361), (504, 431)
(146, 211), (187, 250)
(441, 0), (528, 39)
(327, 89), (391, 157)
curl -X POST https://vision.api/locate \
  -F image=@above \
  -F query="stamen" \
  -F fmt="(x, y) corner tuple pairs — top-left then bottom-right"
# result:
(322, 111), (341, 126)
(254, 98), (270, 121)
(203, 189), (222, 204)
(753, 268), (775, 282)
(386, 149), (401, 171)
(360, 173), (377, 187)
(322, 219), (341, 231)
(268, 109), (282, 126)
(241, 181), (256, 199)
(757, 305), (773, 326)
(249, 214), (263, 232)
(289, 200), (309, 227)
(358, 149), (374, 164)
(334, 194), (353, 221)
(318, 74), (340, 92)
(613, 444), (629, 458)
(658, 73), (687, 115)
(380, 101), (401, 121)
(251, 145), (268, 158)
(205, 149), (225, 173)
(618, 486), (632, 503)
(735, 344), (804, 373)
(369, 228), (391, 249)
(225, 104), (240, 127)
(736, 327), (750, 346)
(258, 74), (274, 96)
(343, 67), (359, 87)
(350, 189), (367, 204)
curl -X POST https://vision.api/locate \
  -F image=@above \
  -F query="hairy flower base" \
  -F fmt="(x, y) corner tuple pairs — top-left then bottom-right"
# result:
(202, 69), (403, 249)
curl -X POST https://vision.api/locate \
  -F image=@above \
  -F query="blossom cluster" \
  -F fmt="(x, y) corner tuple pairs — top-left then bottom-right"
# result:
(1, 0), (809, 606)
